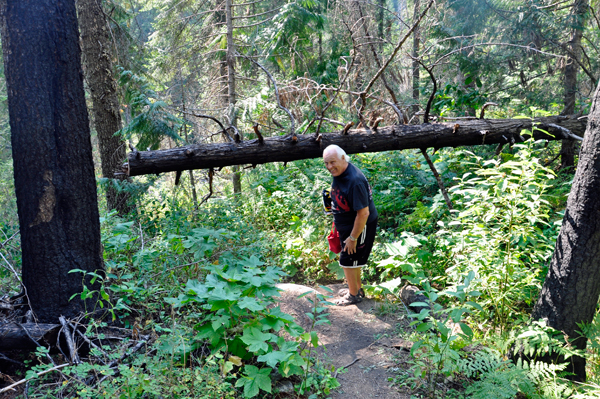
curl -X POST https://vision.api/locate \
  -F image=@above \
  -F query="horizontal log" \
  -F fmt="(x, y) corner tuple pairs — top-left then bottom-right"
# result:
(125, 115), (586, 176)
(0, 323), (60, 350)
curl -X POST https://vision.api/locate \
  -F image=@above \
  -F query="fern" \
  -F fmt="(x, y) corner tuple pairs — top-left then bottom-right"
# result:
(505, 320), (586, 361)
(459, 349), (574, 399)
(465, 367), (538, 399)
(457, 348), (507, 379)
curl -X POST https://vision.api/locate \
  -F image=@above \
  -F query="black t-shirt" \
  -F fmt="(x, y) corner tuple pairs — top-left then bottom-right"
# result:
(331, 163), (378, 230)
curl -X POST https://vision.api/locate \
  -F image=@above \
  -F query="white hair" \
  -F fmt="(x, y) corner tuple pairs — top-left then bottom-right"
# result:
(323, 144), (350, 161)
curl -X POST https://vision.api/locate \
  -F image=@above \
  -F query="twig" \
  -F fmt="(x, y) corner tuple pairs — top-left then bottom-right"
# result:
(58, 316), (80, 365)
(0, 363), (70, 394)
(0, 251), (35, 320)
(362, 0), (435, 96)
(420, 148), (453, 210)
(0, 352), (26, 367)
(409, 57), (437, 124)
(198, 169), (214, 206)
(333, 357), (360, 378)
(479, 102), (498, 119)
(252, 124), (264, 144)
(16, 323), (54, 366)
(342, 122), (354, 135)
(236, 52), (296, 139)
(317, 117), (346, 127)
(356, 4), (403, 123)
(546, 123), (583, 141)
(544, 151), (562, 167)
(75, 329), (108, 364)
(182, 110), (233, 142)
(107, 335), (150, 369)
(315, 22), (358, 134)
(0, 231), (18, 249)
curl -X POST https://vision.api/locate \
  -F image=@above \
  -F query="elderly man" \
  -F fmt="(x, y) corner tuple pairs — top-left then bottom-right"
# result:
(323, 144), (378, 306)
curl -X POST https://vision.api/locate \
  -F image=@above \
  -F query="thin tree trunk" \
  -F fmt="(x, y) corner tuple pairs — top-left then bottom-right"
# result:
(560, 0), (588, 170)
(178, 66), (199, 208)
(76, 0), (131, 214)
(378, 0), (385, 53)
(411, 0), (420, 117)
(0, 0), (104, 322)
(531, 82), (600, 382)
(226, 0), (241, 195)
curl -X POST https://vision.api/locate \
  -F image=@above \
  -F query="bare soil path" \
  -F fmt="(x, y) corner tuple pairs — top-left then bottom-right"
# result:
(276, 283), (413, 399)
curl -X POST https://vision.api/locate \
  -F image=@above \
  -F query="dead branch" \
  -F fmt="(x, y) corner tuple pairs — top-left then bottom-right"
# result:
(0, 363), (70, 394)
(181, 110), (233, 142)
(409, 57), (437, 124)
(236, 52), (296, 139)
(362, 0), (435, 96)
(480, 102), (499, 119)
(315, 21), (359, 135)
(357, 4), (403, 123)
(253, 124), (264, 144)
(58, 316), (80, 365)
(199, 169), (214, 206)
(420, 148), (453, 210)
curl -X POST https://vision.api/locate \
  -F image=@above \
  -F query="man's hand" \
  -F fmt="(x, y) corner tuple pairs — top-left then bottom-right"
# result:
(343, 207), (369, 254)
(343, 237), (357, 254)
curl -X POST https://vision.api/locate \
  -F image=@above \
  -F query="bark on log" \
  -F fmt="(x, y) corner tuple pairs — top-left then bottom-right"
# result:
(0, 323), (60, 350)
(125, 115), (586, 176)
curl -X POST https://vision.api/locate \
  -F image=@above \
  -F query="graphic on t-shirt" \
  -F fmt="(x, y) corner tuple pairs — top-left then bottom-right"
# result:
(331, 188), (350, 212)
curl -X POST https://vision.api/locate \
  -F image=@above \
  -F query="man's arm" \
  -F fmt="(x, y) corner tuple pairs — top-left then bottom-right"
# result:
(343, 206), (369, 254)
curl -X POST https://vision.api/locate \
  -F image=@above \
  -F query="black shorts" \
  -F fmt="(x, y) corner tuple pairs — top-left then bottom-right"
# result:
(337, 219), (377, 268)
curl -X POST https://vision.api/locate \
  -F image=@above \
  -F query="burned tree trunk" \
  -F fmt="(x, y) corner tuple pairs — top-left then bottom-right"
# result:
(1, 0), (104, 323)
(76, 0), (131, 214)
(0, 323), (60, 350)
(531, 83), (600, 382)
(125, 115), (585, 176)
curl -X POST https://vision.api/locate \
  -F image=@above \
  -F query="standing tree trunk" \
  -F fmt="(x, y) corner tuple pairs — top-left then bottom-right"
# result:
(76, 0), (131, 214)
(560, 0), (588, 170)
(178, 67), (199, 208)
(226, 0), (241, 195)
(531, 81), (600, 382)
(0, 0), (104, 323)
(411, 0), (420, 117)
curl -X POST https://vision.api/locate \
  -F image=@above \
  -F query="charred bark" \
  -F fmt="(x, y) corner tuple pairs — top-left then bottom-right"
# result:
(125, 115), (585, 176)
(0, 323), (60, 350)
(76, 0), (131, 214)
(531, 85), (600, 382)
(0, 0), (104, 322)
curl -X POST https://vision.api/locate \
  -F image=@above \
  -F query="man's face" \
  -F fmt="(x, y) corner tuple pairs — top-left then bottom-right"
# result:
(323, 150), (348, 177)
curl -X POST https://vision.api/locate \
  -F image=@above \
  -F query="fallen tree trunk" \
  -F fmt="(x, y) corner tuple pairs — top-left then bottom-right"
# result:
(0, 323), (60, 350)
(124, 115), (586, 176)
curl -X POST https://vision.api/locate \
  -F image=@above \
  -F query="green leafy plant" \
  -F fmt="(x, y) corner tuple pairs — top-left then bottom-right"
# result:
(165, 253), (338, 398)
(439, 141), (561, 332)
(408, 271), (481, 397)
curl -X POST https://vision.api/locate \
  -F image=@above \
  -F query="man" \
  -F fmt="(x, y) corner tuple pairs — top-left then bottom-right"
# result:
(323, 145), (378, 306)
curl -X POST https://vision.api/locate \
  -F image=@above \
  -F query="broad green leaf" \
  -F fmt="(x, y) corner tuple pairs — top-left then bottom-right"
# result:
(241, 328), (273, 353)
(238, 297), (265, 312)
(236, 365), (272, 398)
(257, 350), (290, 368)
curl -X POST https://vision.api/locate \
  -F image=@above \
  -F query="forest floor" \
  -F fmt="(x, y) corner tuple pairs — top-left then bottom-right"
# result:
(276, 283), (414, 399)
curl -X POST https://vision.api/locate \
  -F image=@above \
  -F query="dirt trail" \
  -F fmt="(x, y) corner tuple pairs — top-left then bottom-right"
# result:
(276, 283), (413, 399)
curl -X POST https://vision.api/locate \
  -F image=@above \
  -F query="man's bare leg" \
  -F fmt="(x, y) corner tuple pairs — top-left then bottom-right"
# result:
(344, 267), (362, 296)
